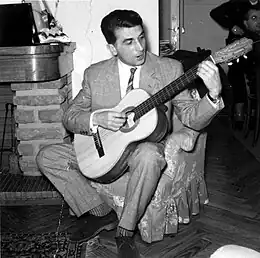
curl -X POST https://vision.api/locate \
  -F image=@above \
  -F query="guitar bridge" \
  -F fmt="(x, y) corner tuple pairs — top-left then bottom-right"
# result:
(92, 129), (105, 157)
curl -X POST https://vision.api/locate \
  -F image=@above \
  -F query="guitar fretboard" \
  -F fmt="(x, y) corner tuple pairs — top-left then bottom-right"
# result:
(133, 55), (213, 120)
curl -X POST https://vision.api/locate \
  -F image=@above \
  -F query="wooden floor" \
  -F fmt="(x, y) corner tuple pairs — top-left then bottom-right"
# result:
(1, 114), (260, 257)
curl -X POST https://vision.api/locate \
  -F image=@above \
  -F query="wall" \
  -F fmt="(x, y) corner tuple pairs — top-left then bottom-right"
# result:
(159, 0), (171, 41)
(180, 0), (228, 52)
(159, 0), (229, 72)
(159, 0), (228, 53)
(3, 0), (158, 97)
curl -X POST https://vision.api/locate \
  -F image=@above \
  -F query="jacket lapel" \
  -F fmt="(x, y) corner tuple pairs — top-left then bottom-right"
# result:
(139, 52), (161, 95)
(103, 57), (121, 105)
(100, 53), (162, 107)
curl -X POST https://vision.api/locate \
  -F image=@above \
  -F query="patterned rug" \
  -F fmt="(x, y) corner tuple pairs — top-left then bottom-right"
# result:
(1, 232), (83, 258)
(1, 233), (117, 258)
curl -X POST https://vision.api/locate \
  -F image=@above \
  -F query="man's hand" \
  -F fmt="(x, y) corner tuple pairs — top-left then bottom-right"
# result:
(93, 110), (126, 131)
(231, 25), (244, 36)
(197, 60), (222, 99)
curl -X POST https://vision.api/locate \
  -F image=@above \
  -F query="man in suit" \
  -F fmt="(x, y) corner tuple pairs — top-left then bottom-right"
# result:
(36, 9), (224, 258)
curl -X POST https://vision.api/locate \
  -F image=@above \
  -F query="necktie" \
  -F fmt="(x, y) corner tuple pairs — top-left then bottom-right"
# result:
(126, 67), (137, 94)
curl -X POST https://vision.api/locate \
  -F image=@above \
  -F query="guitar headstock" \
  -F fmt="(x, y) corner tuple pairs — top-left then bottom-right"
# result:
(212, 37), (253, 65)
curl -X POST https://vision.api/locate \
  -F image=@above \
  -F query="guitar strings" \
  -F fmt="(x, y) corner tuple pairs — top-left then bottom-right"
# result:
(133, 57), (209, 119)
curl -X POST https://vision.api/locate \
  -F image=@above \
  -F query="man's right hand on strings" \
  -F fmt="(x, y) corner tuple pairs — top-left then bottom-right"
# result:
(93, 111), (127, 131)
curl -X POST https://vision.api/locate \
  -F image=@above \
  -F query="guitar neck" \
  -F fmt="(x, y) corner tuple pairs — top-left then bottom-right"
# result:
(133, 55), (212, 120)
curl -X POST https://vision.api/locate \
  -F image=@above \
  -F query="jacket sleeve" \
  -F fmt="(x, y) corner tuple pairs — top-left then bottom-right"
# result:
(62, 67), (93, 135)
(165, 59), (224, 131)
(173, 92), (224, 131)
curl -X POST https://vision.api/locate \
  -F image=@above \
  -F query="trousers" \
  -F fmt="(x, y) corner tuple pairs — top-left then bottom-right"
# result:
(36, 141), (166, 230)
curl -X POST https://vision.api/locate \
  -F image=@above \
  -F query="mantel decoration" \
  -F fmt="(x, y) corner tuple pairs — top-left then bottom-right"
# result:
(24, 0), (71, 44)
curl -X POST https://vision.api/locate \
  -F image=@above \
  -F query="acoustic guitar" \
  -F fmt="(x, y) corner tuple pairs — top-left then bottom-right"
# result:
(74, 37), (253, 184)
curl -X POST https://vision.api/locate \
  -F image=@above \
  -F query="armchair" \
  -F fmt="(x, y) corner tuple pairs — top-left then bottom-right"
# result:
(90, 113), (208, 243)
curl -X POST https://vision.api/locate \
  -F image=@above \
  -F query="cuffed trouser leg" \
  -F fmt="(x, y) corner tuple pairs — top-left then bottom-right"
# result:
(118, 142), (166, 230)
(36, 143), (104, 217)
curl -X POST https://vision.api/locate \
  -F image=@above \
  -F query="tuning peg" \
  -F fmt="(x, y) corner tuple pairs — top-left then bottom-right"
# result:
(236, 58), (240, 63)
(228, 62), (233, 66)
(243, 55), (248, 59)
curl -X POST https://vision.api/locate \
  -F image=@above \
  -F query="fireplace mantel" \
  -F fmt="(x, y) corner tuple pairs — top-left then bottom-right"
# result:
(0, 43), (76, 83)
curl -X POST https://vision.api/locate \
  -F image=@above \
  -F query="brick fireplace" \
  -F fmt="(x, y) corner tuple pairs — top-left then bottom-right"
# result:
(0, 43), (76, 205)
(13, 74), (73, 176)
(0, 43), (75, 176)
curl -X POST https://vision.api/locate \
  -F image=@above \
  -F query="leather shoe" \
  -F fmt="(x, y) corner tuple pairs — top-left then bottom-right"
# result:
(70, 210), (118, 243)
(115, 236), (141, 258)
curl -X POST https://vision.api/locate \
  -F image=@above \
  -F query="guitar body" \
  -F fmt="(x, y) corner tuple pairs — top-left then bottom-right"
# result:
(74, 89), (168, 184)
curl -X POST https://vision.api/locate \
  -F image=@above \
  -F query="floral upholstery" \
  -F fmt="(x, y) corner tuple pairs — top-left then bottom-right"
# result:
(90, 111), (209, 243)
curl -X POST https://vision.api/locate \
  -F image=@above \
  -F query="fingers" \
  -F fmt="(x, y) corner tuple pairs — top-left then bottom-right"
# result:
(110, 112), (126, 123)
(96, 111), (126, 131)
(197, 61), (218, 80)
(196, 60), (222, 97)
(197, 60), (218, 75)
(108, 111), (127, 131)
(113, 116), (126, 127)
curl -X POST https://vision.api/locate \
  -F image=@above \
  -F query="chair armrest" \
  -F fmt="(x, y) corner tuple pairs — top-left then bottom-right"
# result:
(166, 127), (200, 152)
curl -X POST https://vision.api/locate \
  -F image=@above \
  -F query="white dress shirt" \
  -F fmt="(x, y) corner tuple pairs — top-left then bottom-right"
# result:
(118, 59), (141, 98)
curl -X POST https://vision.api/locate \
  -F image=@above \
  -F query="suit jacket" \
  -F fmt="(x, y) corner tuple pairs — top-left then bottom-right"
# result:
(63, 51), (224, 135)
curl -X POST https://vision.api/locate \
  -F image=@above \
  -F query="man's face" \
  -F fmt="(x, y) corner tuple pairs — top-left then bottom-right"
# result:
(108, 25), (147, 66)
(244, 9), (260, 35)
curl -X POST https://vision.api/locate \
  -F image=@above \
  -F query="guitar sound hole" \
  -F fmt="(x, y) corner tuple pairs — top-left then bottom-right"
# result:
(120, 110), (138, 133)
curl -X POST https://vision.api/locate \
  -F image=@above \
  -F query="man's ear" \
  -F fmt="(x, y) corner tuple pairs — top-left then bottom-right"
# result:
(243, 20), (249, 30)
(107, 44), (117, 56)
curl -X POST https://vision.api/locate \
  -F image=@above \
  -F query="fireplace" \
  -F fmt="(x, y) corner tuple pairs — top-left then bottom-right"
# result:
(0, 43), (76, 205)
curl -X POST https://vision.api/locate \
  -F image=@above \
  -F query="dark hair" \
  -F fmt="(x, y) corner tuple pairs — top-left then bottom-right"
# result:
(101, 9), (143, 44)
